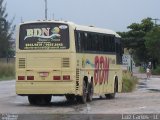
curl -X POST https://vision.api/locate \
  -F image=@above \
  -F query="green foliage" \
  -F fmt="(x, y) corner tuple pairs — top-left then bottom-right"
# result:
(145, 27), (160, 65)
(0, 0), (15, 58)
(0, 62), (15, 80)
(122, 71), (138, 92)
(119, 17), (155, 65)
(152, 65), (160, 75)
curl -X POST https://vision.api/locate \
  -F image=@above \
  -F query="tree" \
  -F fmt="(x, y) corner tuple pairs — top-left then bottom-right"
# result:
(119, 18), (154, 65)
(145, 27), (160, 68)
(0, 0), (15, 58)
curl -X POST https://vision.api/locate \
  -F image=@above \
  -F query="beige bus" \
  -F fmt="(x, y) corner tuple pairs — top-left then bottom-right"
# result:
(16, 20), (122, 105)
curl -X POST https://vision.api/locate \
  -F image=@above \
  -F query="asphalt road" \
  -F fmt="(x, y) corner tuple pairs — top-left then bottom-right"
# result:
(0, 74), (160, 116)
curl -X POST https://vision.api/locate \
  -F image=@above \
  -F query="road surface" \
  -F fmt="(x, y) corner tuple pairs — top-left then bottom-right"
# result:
(0, 74), (160, 115)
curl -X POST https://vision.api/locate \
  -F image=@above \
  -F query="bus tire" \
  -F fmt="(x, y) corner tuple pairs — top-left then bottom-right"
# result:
(105, 80), (118, 99)
(43, 95), (52, 105)
(28, 95), (37, 105)
(65, 95), (75, 102)
(87, 83), (93, 102)
(28, 95), (52, 105)
(105, 93), (115, 99)
(76, 81), (87, 104)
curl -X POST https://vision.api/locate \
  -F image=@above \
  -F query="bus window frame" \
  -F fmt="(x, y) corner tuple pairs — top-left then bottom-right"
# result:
(74, 30), (118, 55)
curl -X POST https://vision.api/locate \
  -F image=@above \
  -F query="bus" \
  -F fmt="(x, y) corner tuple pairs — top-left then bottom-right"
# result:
(16, 20), (122, 105)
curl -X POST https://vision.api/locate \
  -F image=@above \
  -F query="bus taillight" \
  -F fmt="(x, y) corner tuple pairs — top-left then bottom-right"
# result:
(27, 76), (34, 80)
(63, 75), (70, 80)
(18, 76), (25, 80)
(53, 76), (61, 80)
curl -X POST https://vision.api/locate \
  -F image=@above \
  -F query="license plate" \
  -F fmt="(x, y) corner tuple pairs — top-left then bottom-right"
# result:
(39, 72), (49, 77)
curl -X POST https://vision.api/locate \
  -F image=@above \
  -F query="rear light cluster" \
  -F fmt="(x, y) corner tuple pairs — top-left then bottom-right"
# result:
(18, 76), (25, 80)
(63, 75), (70, 80)
(53, 75), (70, 80)
(18, 76), (34, 80)
(27, 76), (34, 80)
(18, 75), (70, 81)
(53, 76), (61, 80)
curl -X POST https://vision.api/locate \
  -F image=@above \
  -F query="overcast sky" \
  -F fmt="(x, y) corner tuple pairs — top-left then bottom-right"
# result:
(6, 0), (160, 32)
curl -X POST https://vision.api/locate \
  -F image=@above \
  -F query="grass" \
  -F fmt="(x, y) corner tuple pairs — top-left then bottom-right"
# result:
(122, 71), (138, 92)
(0, 62), (15, 81)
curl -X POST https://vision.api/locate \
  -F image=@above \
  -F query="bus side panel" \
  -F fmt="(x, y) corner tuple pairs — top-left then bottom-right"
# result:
(75, 53), (122, 96)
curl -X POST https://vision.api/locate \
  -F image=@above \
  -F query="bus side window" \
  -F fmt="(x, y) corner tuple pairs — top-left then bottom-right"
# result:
(84, 32), (88, 51)
(88, 33), (94, 51)
(112, 36), (116, 52)
(104, 35), (110, 52)
(75, 31), (81, 53)
(80, 32), (85, 52)
(99, 34), (104, 52)
(95, 34), (99, 52)
(115, 38), (122, 64)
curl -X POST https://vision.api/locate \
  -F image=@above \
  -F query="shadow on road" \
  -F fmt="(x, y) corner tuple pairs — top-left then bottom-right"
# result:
(19, 96), (118, 108)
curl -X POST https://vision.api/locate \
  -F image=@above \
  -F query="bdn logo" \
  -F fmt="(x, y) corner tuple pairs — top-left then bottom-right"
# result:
(94, 56), (109, 85)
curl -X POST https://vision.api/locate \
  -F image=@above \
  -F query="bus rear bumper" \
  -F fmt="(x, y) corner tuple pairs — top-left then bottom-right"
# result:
(16, 81), (76, 95)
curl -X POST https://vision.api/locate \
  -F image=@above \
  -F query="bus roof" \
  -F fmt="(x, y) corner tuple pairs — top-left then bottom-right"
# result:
(20, 20), (121, 38)
(75, 24), (121, 38)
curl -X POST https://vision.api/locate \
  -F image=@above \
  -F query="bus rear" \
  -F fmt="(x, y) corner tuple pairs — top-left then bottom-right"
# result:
(16, 21), (77, 105)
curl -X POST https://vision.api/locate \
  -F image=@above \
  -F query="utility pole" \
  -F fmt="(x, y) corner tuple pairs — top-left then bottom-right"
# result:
(44, 0), (48, 20)
(151, 18), (160, 26)
(21, 17), (23, 23)
(53, 13), (54, 20)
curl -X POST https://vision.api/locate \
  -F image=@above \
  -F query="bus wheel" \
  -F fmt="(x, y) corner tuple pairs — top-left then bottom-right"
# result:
(28, 95), (37, 105)
(105, 81), (117, 99)
(105, 93), (115, 99)
(42, 95), (52, 105)
(87, 83), (93, 102)
(76, 81), (87, 104)
(65, 95), (75, 102)
(28, 95), (52, 105)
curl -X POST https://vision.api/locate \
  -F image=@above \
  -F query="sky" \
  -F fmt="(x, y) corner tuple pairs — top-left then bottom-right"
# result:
(6, 0), (160, 32)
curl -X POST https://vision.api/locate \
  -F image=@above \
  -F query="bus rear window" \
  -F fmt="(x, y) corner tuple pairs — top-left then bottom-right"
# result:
(19, 23), (69, 50)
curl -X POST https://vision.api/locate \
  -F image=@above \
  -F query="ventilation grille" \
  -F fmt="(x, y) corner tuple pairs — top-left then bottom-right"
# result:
(62, 58), (70, 68)
(19, 58), (26, 68)
(76, 69), (80, 91)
